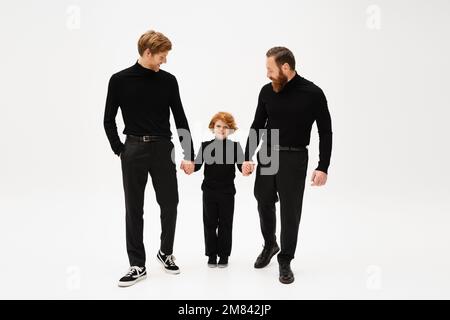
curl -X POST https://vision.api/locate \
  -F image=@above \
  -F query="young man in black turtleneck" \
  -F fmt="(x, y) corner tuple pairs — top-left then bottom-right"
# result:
(242, 47), (333, 284)
(103, 30), (195, 287)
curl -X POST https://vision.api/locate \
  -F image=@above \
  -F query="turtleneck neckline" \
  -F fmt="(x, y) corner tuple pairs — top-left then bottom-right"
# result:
(282, 71), (301, 90)
(213, 137), (228, 142)
(275, 71), (308, 93)
(133, 60), (158, 75)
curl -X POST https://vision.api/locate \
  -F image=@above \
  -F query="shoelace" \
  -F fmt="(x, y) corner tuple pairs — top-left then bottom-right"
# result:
(126, 266), (143, 276)
(164, 255), (176, 267)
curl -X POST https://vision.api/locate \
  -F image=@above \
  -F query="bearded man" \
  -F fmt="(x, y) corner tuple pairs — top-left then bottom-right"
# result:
(242, 47), (333, 284)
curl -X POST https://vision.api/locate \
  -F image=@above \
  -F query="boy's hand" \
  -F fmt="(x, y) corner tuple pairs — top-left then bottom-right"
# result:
(242, 161), (255, 176)
(180, 160), (195, 175)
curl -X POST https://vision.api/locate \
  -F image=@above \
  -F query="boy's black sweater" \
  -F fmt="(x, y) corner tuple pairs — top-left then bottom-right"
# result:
(194, 138), (244, 194)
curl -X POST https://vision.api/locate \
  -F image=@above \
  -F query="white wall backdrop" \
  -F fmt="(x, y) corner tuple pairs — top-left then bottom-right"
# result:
(1, 0), (449, 299)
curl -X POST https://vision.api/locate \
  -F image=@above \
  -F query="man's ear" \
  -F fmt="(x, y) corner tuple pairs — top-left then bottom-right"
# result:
(144, 48), (152, 58)
(282, 63), (290, 73)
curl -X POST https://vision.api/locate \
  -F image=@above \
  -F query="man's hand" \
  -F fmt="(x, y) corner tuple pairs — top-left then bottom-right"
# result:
(311, 170), (327, 186)
(180, 160), (195, 175)
(242, 161), (255, 176)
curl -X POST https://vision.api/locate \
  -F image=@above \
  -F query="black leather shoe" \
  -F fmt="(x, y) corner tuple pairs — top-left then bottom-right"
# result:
(254, 243), (280, 269)
(279, 262), (294, 284)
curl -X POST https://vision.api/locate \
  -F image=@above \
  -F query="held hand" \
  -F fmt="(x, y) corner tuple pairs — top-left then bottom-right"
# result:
(242, 161), (255, 176)
(311, 170), (327, 186)
(180, 160), (195, 175)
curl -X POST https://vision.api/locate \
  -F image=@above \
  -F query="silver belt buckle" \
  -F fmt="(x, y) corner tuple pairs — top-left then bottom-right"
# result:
(143, 136), (150, 142)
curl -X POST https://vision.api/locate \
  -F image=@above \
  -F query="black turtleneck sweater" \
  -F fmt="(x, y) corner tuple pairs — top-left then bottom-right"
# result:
(103, 60), (194, 160)
(194, 138), (244, 194)
(244, 72), (333, 173)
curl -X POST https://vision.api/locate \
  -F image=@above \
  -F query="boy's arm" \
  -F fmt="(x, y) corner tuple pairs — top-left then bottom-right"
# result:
(235, 141), (244, 173)
(194, 142), (205, 172)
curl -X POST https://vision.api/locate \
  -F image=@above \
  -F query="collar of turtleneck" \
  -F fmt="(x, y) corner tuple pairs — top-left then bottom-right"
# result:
(133, 60), (158, 75)
(281, 71), (302, 91)
(213, 137), (228, 142)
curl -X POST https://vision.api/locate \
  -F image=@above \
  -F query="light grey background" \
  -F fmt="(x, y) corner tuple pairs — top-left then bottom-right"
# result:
(1, 0), (449, 299)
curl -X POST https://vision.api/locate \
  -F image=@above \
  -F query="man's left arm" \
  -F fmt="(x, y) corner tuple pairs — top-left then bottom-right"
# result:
(169, 75), (195, 162)
(312, 89), (333, 185)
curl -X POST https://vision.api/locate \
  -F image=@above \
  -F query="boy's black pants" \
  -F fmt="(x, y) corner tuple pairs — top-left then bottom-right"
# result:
(202, 190), (235, 258)
(120, 136), (179, 267)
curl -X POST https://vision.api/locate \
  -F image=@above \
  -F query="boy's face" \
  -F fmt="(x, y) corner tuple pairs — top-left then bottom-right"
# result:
(213, 120), (230, 140)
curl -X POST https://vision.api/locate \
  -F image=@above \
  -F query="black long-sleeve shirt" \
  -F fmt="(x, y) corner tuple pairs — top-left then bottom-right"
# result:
(244, 72), (333, 173)
(103, 60), (194, 160)
(194, 138), (244, 194)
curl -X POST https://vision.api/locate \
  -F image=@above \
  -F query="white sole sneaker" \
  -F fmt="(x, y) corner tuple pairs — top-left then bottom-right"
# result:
(118, 274), (147, 287)
(218, 264), (228, 268)
(157, 256), (180, 274)
(208, 264), (217, 268)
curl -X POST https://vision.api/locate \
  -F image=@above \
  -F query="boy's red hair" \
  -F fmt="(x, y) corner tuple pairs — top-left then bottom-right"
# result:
(208, 112), (238, 131)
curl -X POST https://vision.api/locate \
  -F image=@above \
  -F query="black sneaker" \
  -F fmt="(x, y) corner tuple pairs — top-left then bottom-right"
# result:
(218, 256), (228, 268)
(118, 266), (147, 287)
(254, 243), (280, 269)
(157, 250), (180, 274)
(207, 255), (217, 268)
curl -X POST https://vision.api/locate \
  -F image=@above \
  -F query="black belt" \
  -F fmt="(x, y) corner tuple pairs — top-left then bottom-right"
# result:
(126, 134), (169, 142)
(272, 145), (307, 152)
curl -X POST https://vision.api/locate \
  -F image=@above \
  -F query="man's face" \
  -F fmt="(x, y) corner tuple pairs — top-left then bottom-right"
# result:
(147, 50), (168, 71)
(266, 56), (288, 93)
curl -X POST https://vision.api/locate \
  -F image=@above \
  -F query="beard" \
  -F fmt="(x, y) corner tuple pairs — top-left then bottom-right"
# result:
(270, 68), (288, 93)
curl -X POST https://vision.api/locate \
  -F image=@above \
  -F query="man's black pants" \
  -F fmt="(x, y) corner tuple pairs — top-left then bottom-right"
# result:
(202, 190), (235, 258)
(120, 137), (178, 267)
(254, 148), (308, 263)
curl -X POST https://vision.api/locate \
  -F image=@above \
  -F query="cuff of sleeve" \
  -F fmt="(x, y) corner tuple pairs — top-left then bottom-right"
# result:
(183, 154), (194, 162)
(315, 165), (328, 174)
(114, 143), (125, 156)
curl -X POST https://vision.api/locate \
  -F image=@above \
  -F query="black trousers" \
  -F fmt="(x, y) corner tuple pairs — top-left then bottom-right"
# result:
(254, 148), (308, 263)
(120, 137), (179, 267)
(202, 190), (235, 258)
